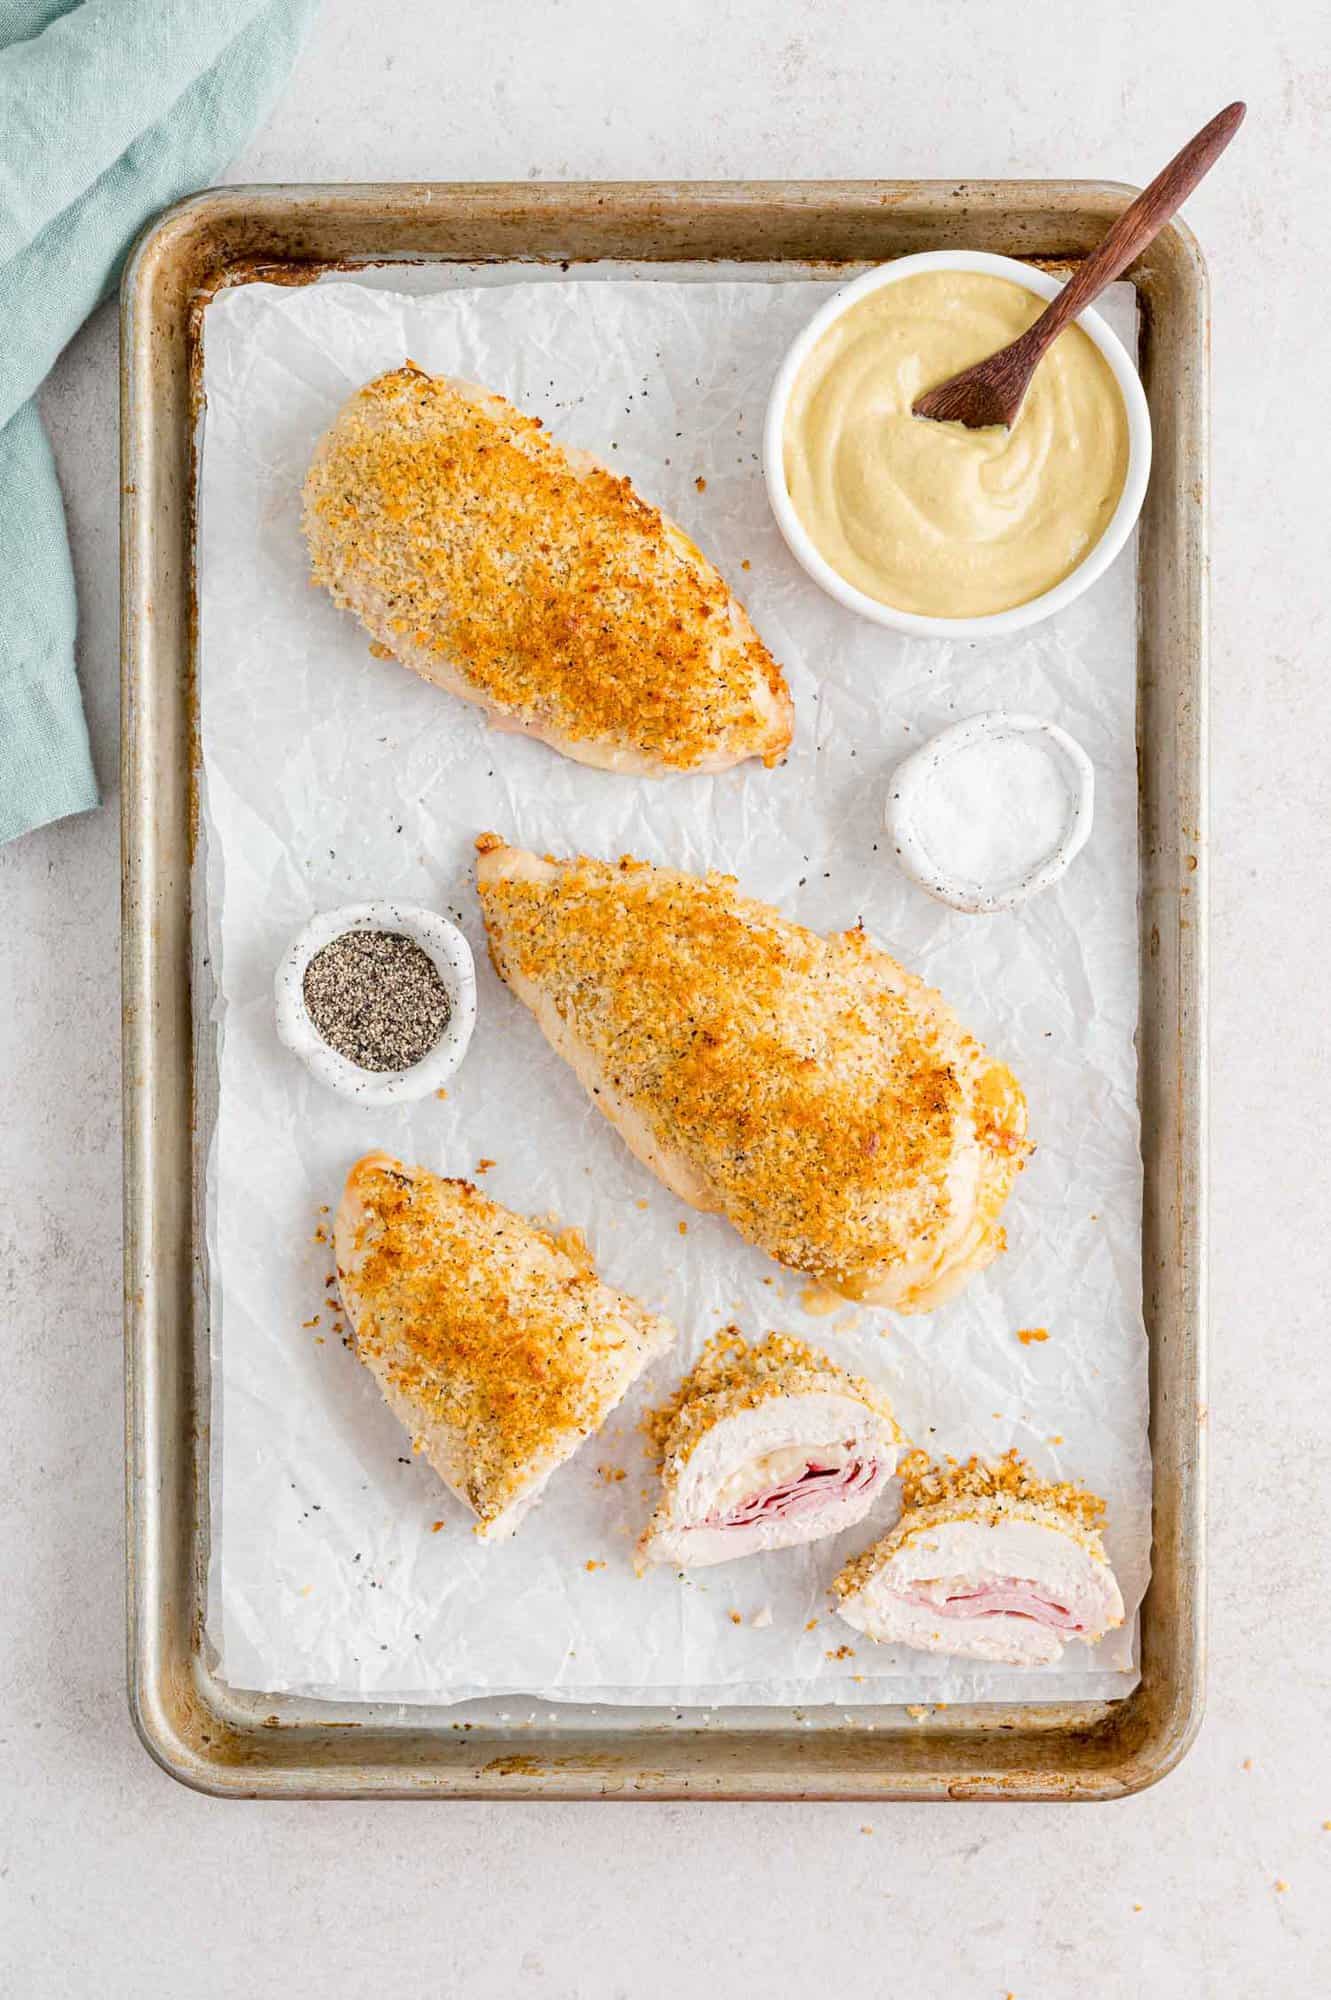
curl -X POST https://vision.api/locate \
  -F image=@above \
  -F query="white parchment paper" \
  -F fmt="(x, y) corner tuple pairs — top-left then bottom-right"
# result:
(199, 270), (1148, 1706)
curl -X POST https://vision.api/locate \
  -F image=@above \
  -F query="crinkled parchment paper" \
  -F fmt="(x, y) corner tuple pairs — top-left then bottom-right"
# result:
(199, 270), (1147, 1706)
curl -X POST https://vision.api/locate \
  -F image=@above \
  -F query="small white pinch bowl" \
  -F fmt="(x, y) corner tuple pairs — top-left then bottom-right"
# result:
(274, 901), (477, 1106)
(885, 712), (1095, 915)
(762, 250), (1152, 639)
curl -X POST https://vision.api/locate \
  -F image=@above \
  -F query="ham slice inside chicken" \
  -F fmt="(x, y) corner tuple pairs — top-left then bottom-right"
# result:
(906, 1579), (1086, 1631)
(707, 1456), (884, 1530)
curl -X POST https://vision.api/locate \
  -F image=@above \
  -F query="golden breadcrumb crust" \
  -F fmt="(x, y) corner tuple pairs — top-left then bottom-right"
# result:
(338, 1156), (669, 1525)
(302, 365), (791, 770)
(476, 842), (1030, 1297)
(833, 1448), (1111, 1600)
(644, 1326), (900, 1470)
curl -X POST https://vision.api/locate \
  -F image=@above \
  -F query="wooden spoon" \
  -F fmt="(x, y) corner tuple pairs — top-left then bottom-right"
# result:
(913, 102), (1245, 429)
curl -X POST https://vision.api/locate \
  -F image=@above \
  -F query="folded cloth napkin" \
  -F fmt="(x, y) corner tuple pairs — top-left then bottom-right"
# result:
(0, 0), (317, 847)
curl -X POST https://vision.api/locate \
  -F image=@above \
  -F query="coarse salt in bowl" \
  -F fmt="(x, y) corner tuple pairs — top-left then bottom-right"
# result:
(274, 901), (477, 1106)
(763, 250), (1152, 638)
(885, 713), (1095, 915)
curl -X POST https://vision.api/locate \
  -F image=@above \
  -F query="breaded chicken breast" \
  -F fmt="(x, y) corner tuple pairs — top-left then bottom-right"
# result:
(334, 1153), (675, 1538)
(475, 837), (1031, 1313)
(638, 1329), (902, 1569)
(302, 365), (793, 775)
(834, 1450), (1125, 1665)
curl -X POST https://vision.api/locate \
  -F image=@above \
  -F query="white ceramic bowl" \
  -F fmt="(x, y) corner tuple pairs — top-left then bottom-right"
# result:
(763, 250), (1152, 639)
(274, 901), (477, 1106)
(885, 711), (1095, 914)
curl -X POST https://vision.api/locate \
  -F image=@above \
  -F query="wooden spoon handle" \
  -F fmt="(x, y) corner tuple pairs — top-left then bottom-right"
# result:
(1024, 101), (1246, 360)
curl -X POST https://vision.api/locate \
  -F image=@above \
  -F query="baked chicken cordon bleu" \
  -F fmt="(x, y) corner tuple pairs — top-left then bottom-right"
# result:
(334, 1152), (674, 1539)
(476, 835), (1030, 1312)
(302, 365), (793, 775)
(638, 1328), (902, 1569)
(833, 1450), (1125, 1665)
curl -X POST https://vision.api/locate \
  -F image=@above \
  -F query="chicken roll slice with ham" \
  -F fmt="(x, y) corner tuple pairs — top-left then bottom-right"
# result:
(833, 1450), (1125, 1666)
(637, 1329), (903, 1569)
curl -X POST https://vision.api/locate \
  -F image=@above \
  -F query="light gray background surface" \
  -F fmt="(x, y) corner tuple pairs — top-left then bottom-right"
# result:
(2, 3), (1326, 1994)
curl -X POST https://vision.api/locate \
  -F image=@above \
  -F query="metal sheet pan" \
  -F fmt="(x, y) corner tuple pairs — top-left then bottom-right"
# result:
(121, 181), (1207, 1800)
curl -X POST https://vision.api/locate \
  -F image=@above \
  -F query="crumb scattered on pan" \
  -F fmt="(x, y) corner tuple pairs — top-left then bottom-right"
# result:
(475, 1157), (496, 1174)
(859, 1824), (873, 1835)
(585, 1558), (606, 1573)
(741, 558), (751, 571)
(431, 1520), (444, 1533)
(1048, 1433), (1065, 1445)
(728, 1609), (743, 1626)
(1274, 1879), (1289, 1894)
(1017, 1326), (1049, 1345)
(804, 1618), (818, 1632)
(597, 1464), (627, 1484)
(313, 1226), (327, 1245)
(302, 1315), (320, 1328)
(677, 1220), (688, 1235)
(635, 1199), (650, 1211)
(826, 1644), (854, 1662)
(906, 1705), (928, 1721)
(1242, 1757), (1254, 1771)
(435, 1087), (448, 1100)
(694, 475), (707, 492)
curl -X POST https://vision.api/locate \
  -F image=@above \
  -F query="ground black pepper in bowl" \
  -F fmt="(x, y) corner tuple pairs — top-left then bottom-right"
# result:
(301, 930), (452, 1072)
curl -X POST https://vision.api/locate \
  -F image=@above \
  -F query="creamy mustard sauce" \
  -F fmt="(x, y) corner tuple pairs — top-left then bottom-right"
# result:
(782, 271), (1130, 617)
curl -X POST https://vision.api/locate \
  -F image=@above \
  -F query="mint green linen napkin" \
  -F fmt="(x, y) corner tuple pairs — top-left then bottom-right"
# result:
(0, 0), (317, 846)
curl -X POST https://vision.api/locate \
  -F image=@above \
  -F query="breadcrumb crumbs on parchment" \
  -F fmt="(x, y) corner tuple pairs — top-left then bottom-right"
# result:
(302, 1316), (320, 1328)
(826, 1644), (855, 1662)
(1016, 1326), (1049, 1345)
(431, 1521), (445, 1533)
(1242, 1757), (1254, 1771)
(475, 1158), (497, 1174)
(804, 1618), (819, 1632)
(585, 1559), (606, 1573)
(728, 1610), (743, 1626)
(597, 1464), (627, 1484)
(859, 1824), (873, 1835)
(1274, 1880), (1289, 1894)
(694, 475), (707, 492)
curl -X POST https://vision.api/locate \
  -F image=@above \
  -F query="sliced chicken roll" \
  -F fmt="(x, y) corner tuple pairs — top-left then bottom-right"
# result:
(833, 1450), (1125, 1666)
(335, 1152), (675, 1539)
(638, 1329), (902, 1569)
